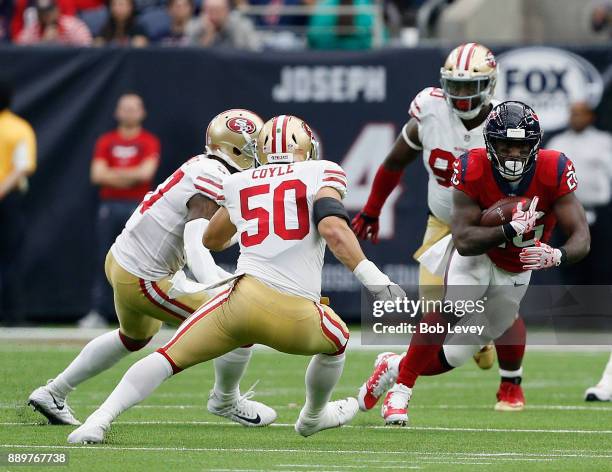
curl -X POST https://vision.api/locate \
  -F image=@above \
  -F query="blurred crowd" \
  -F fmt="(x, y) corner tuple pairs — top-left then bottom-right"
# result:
(0, 0), (429, 50)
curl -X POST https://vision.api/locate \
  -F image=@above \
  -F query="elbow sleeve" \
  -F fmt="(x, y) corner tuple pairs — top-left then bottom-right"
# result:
(184, 218), (221, 285)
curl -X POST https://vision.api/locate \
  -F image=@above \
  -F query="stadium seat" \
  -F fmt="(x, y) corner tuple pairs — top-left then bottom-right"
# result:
(137, 8), (171, 42)
(79, 7), (109, 38)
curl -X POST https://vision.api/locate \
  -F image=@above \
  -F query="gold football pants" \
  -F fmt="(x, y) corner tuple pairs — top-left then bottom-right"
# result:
(413, 214), (451, 301)
(157, 275), (349, 372)
(105, 251), (210, 340)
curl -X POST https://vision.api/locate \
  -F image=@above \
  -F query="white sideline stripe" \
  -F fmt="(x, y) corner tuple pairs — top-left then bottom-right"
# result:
(3, 420), (612, 435)
(1, 444), (612, 459)
(0, 328), (610, 352)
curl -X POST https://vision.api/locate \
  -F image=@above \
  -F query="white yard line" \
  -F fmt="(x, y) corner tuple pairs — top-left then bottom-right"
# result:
(2, 420), (612, 435)
(0, 444), (611, 459)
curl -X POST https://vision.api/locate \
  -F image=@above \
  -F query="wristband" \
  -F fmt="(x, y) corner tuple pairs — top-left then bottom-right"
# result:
(502, 223), (517, 241)
(353, 259), (391, 287)
(558, 247), (568, 265)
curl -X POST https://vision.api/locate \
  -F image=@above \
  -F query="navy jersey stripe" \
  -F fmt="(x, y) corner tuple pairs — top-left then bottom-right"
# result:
(459, 152), (469, 183)
(556, 152), (569, 186)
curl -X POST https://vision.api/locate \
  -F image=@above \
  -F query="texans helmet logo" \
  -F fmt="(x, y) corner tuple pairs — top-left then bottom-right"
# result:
(227, 117), (256, 134)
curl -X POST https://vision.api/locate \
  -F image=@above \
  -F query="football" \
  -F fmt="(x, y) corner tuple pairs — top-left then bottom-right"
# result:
(480, 196), (532, 226)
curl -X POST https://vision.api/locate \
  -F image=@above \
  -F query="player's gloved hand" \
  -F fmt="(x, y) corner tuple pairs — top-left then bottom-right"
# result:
(353, 259), (406, 302)
(519, 239), (563, 270)
(351, 211), (380, 244)
(508, 196), (544, 236)
(370, 283), (407, 303)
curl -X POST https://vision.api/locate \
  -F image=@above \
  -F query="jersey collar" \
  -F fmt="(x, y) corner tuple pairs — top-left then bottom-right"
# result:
(491, 158), (537, 196)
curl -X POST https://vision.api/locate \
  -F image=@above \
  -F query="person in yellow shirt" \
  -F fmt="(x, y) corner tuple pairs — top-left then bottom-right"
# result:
(0, 80), (36, 323)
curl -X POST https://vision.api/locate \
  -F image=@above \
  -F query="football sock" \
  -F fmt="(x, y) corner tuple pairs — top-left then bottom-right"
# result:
(303, 353), (345, 417)
(598, 352), (612, 386)
(212, 347), (252, 402)
(495, 316), (526, 372)
(96, 352), (173, 423)
(396, 312), (451, 388)
(421, 347), (455, 376)
(47, 329), (130, 399)
(500, 367), (523, 384)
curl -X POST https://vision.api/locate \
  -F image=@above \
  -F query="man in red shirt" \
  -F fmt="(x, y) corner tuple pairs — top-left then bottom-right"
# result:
(83, 93), (160, 327)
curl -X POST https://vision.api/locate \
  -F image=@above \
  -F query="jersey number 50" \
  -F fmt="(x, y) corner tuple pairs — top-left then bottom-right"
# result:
(240, 179), (310, 247)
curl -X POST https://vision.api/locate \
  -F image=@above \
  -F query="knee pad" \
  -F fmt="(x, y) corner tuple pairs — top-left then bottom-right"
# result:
(119, 331), (153, 352)
(443, 344), (480, 368)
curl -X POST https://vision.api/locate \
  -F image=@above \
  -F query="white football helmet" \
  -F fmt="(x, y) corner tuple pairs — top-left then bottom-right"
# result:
(205, 109), (263, 171)
(440, 43), (498, 120)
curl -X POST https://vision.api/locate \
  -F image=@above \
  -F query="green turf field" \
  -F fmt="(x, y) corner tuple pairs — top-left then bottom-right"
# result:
(1, 342), (611, 471)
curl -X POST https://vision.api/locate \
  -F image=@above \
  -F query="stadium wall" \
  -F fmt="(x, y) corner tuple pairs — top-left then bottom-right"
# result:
(2, 45), (612, 322)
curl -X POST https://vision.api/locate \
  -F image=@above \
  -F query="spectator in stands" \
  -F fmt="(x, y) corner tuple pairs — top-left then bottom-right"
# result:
(10, 0), (75, 40)
(0, 80), (36, 324)
(157, 0), (197, 45)
(591, 1), (612, 36)
(0, 0), (12, 42)
(244, 0), (310, 29)
(82, 93), (160, 328)
(307, 0), (378, 49)
(188, 0), (261, 50)
(95, 0), (148, 46)
(16, 0), (92, 45)
(548, 101), (612, 284)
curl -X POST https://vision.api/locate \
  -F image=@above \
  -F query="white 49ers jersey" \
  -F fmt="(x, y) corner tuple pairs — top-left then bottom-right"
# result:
(221, 159), (347, 301)
(111, 154), (229, 280)
(407, 87), (493, 224)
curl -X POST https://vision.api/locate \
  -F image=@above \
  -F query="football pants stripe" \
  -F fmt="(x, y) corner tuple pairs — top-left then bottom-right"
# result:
(141, 279), (191, 320)
(161, 289), (232, 351)
(151, 281), (194, 315)
(316, 304), (348, 350)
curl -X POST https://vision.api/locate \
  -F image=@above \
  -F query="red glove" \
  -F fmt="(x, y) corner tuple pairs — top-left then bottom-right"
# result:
(352, 166), (403, 244)
(520, 239), (563, 270)
(352, 212), (380, 243)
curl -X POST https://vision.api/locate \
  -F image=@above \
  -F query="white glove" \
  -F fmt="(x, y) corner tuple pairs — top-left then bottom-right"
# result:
(520, 240), (563, 270)
(509, 196), (543, 237)
(353, 260), (407, 302)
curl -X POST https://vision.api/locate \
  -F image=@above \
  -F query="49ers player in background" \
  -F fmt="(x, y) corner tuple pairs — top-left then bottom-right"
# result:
(29, 109), (276, 429)
(67, 115), (405, 443)
(363, 101), (590, 425)
(353, 43), (530, 410)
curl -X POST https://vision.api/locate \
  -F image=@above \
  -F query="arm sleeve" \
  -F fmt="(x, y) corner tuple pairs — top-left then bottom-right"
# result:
(452, 152), (479, 200)
(183, 218), (228, 285)
(318, 161), (348, 199)
(555, 153), (578, 199)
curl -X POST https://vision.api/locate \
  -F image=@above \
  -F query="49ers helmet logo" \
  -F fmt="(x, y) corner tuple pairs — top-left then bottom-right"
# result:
(227, 117), (256, 134)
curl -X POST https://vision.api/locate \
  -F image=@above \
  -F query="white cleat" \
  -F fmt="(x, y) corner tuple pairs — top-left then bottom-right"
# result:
(67, 410), (112, 444)
(207, 386), (277, 427)
(382, 383), (412, 426)
(295, 397), (359, 437)
(67, 421), (108, 444)
(28, 382), (81, 426)
(585, 383), (612, 402)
